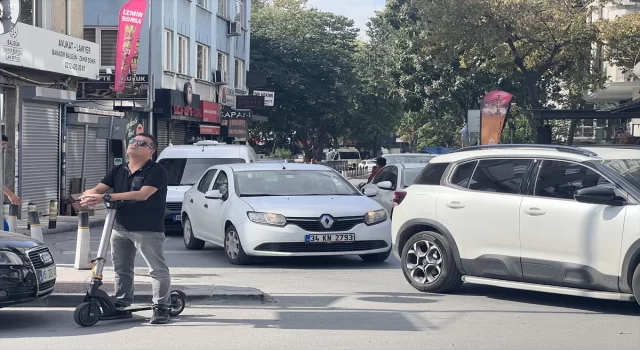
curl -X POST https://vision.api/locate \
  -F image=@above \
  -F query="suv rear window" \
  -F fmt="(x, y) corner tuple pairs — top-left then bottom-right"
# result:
(414, 163), (450, 185)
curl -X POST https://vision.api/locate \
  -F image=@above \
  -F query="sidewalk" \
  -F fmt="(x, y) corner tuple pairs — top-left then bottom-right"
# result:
(12, 209), (108, 235)
(22, 265), (267, 307)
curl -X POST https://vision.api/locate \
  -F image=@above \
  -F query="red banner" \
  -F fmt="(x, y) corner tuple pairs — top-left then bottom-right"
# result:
(480, 90), (514, 145)
(200, 126), (221, 135)
(114, 0), (148, 92)
(201, 101), (220, 123)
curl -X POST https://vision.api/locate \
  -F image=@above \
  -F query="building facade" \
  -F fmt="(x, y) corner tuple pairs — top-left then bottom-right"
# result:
(80, 0), (252, 158)
(0, 0), (101, 215)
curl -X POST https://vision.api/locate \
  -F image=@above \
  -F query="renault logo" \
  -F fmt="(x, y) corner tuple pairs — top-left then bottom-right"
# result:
(320, 215), (334, 229)
(39, 252), (52, 264)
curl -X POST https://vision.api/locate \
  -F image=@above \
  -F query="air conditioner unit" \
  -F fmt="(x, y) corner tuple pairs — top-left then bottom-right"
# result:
(212, 70), (226, 85)
(228, 21), (241, 36)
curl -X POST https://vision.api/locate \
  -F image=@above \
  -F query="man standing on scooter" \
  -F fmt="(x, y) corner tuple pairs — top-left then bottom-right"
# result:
(80, 133), (171, 324)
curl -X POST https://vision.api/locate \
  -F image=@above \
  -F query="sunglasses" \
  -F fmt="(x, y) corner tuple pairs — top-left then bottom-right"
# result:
(129, 138), (154, 149)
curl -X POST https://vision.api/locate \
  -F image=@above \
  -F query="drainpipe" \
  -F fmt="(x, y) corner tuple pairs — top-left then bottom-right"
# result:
(65, 0), (70, 35)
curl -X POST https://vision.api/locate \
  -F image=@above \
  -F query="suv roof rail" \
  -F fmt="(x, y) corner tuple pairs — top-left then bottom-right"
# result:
(577, 144), (640, 149)
(453, 144), (598, 157)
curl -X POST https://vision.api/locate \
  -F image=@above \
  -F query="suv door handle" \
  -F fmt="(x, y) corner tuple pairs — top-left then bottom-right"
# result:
(446, 201), (465, 209)
(524, 207), (545, 216)
(204, 204), (208, 209)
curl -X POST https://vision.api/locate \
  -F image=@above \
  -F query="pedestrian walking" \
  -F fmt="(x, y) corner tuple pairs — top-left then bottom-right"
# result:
(80, 133), (172, 324)
(2, 135), (21, 231)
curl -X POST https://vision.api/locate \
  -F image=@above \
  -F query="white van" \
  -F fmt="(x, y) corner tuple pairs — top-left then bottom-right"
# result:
(156, 140), (258, 231)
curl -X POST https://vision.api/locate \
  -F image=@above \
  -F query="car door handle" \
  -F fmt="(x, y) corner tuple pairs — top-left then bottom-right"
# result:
(524, 207), (545, 216)
(204, 204), (208, 209)
(446, 201), (465, 209)
(190, 199), (193, 203)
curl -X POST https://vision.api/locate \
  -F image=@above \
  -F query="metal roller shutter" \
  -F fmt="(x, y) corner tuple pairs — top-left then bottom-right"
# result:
(156, 121), (169, 154)
(65, 125), (107, 196)
(20, 101), (59, 215)
(169, 121), (186, 145)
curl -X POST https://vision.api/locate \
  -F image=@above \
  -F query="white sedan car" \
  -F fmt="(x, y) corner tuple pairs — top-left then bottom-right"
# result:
(180, 163), (392, 265)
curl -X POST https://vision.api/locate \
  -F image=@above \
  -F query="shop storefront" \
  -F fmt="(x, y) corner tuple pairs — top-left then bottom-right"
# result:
(154, 83), (222, 153)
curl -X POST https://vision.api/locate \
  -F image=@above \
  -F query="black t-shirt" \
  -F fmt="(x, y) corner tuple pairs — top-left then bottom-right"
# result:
(101, 160), (168, 232)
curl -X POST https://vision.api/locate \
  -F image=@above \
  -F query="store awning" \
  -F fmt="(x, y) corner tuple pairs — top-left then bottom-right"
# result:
(585, 81), (639, 103)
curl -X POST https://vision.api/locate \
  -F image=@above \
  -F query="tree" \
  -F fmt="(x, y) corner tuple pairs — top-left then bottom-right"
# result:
(598, 10), (640, 72)
(249, 0), (361, 160)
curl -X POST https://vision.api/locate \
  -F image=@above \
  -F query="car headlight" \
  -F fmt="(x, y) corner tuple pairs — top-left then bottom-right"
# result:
(247, 212), (287, 226)
(0, 251), (23, 265)
(364, 209), (387, 225)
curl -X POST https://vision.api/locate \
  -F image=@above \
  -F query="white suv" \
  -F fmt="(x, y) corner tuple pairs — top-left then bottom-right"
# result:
(391, 144), (640, 306)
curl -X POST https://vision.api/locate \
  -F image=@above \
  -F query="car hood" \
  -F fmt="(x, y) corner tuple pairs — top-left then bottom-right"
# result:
(241, 195), (383, 217)
(166, 186), (191, 203)
(0, 231), (42, 250)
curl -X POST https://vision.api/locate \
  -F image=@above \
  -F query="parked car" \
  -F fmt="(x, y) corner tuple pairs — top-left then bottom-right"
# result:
(180, 163), (392, 265)
(157, 140), (258, 232)
(360, 163), (427, 215)
(392, 144), (640, 306)
(359, 159), (377, 172)
(0, 231), (56, 308)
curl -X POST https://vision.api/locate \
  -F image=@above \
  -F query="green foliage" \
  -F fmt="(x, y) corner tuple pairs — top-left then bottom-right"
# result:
(598, 11), (640, 71)
(272, 147), (293, 160)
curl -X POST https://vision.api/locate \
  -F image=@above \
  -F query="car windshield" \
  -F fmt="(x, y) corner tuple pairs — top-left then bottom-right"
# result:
(235, 170), (359, 196)
(339, 151), (360, 160)
(159, 158), (245, 186)
(385, 155), (434, 164)
(599, 159), (640, 191)
(403, 168), (424, 186)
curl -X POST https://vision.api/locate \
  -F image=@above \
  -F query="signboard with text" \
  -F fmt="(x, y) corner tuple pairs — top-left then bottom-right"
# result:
(0, 23), (99, 79)
(201, 101), (220, 123)
(220, 86), (236, 107)
(200, 125), (221, 135)
(221, 107), (252, 120)
(252, 90), (274, 107)
(114, 0), (148, 91)
(236, 95), (264, 109)
(78, 74), (148, 100)
(227, 119), (247, 137)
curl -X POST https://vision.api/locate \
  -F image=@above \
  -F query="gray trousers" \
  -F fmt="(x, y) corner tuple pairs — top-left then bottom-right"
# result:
(111, 228), (172, 306)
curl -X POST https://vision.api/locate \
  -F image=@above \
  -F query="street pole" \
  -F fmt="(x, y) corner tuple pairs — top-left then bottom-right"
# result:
(147, 0), (154, 137)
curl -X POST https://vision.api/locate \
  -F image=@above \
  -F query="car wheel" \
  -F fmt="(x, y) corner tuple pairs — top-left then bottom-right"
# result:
(224, 225), (251, 265)
(632, 263), (640, 306)
(401, 231), (463, 293)
(360, 248), (391, 263)
(183, 217), (205, 250)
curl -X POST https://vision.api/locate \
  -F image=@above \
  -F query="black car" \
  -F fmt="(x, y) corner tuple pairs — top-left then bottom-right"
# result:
(0, 231), (56, 308)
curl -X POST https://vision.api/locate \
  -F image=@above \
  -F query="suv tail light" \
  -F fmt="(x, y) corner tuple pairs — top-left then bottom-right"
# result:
(393, 191), (407, 205)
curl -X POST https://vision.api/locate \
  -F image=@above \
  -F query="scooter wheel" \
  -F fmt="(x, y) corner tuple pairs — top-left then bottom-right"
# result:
(169, 291), (186, 317)
(74, 301), (101, 327)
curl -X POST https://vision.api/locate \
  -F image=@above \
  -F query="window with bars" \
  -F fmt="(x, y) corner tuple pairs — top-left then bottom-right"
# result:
(197, 43), (210, 80)
(178, 35), (189, 75)
(83, 28), (118, 68)
(217, 52), (228, 83)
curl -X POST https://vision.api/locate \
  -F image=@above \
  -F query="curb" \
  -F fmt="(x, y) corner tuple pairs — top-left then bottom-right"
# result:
(18, 289), (268, 308)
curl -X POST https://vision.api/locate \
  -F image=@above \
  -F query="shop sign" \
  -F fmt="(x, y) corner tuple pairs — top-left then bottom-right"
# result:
(252, 90), (275, 107)
(173, 105), (202, 118)
(221, 106), (251, 120)
(78, 74), (148, 100)
(236, 95), (264, 109)
(0, 23), (99, 79)
(227, 128), (246, 136)
(201, 101), (220, 123)
(220, 86), (236, 107)
(200, 125), (221, 135)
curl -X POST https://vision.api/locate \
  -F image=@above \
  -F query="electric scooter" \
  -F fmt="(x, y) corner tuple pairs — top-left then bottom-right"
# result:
(73, 201), (186, 327)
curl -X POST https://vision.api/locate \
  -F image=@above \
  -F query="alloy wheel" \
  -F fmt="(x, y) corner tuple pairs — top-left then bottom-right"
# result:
(226, 230), (240, 259)
(405, 240), (443, 284)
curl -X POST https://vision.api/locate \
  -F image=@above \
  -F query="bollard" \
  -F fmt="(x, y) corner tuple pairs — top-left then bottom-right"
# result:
(28, 208), (43, 242)
(27, 202), (36, 230)
(48, 200), (58, 229)
(74, 211), (91, 270)
(7, 204), (18, 233)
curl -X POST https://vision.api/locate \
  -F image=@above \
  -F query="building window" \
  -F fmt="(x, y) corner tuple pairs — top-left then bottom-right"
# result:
(178, 35), (189, 75)
(234, 58), (245, 90)
(197, 0), (207, 9)
(19, 0), (34, 26)
(217, 52), (228, 83)
(83, 27), (118, 68)
(218, 0), (227, 17)
(164, 30), (173, 71)
(235, 0), (244, 26)
(196, 43), (210, 80)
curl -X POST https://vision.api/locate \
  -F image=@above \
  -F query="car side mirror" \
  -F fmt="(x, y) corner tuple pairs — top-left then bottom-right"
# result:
(376, 181), (393, 190)
(205, 190), (223, 200)
(574, 186), (626, 206)
(363, 188), (378, 197)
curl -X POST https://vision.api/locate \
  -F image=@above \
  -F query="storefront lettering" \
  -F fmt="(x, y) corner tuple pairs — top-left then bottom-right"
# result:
(51, 39), (97, 73)
(229, 120), (245, 127)
(173, 105), (203, 118)
(122, 9), (145, 24)
(228, 128), (246, 136)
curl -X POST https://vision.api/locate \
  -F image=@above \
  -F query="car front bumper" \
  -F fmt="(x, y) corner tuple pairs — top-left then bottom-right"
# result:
(164, 202), (183, 231)
(0, 247), (56, 308)
(237, 219), (392, 257)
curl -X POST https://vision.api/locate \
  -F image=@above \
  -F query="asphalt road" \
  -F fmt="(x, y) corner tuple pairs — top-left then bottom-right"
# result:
(3, 225), (640, 349)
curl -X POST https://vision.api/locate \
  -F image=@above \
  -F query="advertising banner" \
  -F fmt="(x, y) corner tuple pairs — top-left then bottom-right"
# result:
(480, 90), (514, 145)
(114, 0), (148, 92)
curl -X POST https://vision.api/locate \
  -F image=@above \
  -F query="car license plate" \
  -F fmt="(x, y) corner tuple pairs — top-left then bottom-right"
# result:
(38, 265), (56, 283)
(305, 234), (355, 243)
(173, 215), (181, 222)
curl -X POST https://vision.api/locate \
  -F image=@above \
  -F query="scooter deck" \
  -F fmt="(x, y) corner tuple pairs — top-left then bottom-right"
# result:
(120, 304), (154, 312)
